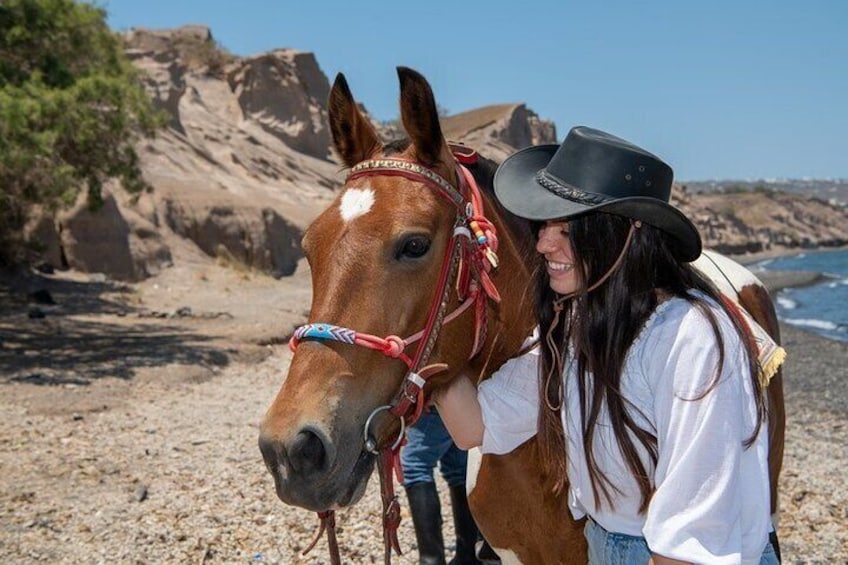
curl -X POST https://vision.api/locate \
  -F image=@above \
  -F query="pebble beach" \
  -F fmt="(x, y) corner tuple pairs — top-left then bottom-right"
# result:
(0, 267), (845, 564)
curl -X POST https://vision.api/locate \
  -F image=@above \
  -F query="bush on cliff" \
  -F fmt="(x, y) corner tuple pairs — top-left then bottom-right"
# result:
(0, 0), (164, 266)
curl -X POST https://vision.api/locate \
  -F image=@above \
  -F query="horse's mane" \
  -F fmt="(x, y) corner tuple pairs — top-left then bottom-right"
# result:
(382, 139), (536, 255)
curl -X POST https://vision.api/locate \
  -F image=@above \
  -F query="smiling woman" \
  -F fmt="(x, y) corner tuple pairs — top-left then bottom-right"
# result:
(537, 221), (579, 295)
(436, 126), (786, 565)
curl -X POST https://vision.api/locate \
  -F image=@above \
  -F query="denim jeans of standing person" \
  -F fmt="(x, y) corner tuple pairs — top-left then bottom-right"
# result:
(584, 518), (780, 564)
(403, 407), (468, 486)
(402, 407), (492, 565)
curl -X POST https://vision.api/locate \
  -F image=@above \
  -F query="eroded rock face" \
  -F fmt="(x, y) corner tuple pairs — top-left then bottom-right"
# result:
(229, 50), (332, 160)
(57, 190), (172, 282)
(160, 197), (301, 278)
(104, 26), (339, 278)
(24, 210), (63, 269)
(26, 24), (846, 280)
(441, 104), (557, 162)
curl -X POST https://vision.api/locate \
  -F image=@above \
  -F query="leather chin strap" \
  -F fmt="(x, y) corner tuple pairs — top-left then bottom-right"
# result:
(291, 148), (501, 565)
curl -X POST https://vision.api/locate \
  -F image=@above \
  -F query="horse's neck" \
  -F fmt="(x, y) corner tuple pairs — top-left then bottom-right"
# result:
(471, 187), (537, 378)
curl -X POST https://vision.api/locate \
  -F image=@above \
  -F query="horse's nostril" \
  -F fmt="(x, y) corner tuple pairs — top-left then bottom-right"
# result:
(289, 429), (328, 474)
(258, 433), (281, 472)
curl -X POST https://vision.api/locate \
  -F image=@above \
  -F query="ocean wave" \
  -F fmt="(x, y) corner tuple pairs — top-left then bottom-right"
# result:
(776, 296), (797, 309)
(760, 249), (847, 342)
(784, 317), (839, 331)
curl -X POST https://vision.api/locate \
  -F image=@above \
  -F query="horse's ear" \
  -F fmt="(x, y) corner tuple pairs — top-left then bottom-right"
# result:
(328, 73), (382, 168)
(397, 67), (450, 167)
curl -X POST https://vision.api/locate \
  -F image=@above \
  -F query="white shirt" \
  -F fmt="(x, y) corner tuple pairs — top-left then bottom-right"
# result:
(478, 294), (772, 564)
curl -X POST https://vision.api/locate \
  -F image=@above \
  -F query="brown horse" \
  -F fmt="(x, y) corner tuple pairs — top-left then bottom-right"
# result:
(258, 68), (785, 564)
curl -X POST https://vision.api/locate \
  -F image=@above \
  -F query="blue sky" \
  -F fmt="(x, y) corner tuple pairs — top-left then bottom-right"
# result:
(101, 0), (847, 181)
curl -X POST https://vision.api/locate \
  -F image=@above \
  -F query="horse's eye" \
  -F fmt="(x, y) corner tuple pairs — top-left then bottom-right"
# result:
(396, 235), (431, 260)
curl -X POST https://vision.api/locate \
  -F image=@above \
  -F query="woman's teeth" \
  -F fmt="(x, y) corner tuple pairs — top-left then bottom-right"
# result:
(547, 261), (572, 272)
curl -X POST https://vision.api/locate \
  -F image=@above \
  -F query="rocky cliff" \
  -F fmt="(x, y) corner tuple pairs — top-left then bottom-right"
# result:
(30, 26), (342, 281)
(25, 25), (848, 281)
(441, 103), (557, 162)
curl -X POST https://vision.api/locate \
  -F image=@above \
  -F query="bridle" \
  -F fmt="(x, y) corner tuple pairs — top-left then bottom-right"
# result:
(289, 147), (502, 565)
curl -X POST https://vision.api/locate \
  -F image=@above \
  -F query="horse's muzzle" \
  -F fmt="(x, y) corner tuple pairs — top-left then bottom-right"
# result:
(258, 425), (374, 511)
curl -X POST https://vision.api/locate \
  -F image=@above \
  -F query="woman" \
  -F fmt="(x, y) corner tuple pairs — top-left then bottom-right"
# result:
(434, 127), (781, 564)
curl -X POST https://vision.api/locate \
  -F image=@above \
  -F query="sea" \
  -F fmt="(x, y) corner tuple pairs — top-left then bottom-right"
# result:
(751, 248), (848, 343)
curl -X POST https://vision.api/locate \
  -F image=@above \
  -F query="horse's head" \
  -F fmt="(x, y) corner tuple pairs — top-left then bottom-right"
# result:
(258, 68), (534, 511)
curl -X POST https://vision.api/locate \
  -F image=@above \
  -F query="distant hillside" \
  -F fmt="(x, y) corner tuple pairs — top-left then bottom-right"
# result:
(672, 184), (847, 255)
(683, 179), (848, 208)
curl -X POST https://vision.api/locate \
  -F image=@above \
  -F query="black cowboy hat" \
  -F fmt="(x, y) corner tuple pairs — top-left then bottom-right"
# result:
(493, 126), (702, 262)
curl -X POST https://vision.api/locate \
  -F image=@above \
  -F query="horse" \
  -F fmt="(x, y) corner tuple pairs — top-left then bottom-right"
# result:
(258, 67), (785, 565)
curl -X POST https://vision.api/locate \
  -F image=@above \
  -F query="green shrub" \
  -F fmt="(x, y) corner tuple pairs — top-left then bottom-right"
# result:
(0, 0), (165, 266)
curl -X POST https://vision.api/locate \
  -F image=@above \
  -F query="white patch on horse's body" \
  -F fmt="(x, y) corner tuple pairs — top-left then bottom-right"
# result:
(339, 188), (375, 222)
(693, 250), (763, 300)
(465, 446), (482, 495)
(491, 548), (524, 565)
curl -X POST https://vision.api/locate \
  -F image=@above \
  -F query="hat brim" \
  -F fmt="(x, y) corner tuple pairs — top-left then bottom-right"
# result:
(494, 144), (702, 262)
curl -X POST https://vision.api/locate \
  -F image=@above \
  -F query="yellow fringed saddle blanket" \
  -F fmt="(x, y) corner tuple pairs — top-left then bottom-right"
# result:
(720, 295), (786, 387)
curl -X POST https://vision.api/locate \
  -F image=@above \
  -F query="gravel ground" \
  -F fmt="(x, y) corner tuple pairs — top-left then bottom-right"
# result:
(1, 265), (846, 564)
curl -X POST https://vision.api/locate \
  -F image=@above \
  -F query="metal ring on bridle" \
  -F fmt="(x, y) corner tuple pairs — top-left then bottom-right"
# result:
(363, 405), (405, 454)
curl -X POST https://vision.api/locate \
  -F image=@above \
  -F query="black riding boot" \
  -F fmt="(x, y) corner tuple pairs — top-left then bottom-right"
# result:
(447, 483), (483, 565)
(406, 482), (446, 565)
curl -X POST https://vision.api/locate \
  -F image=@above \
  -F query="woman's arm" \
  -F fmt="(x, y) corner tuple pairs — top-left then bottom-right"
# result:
(435, 343), (541, 453)
(432, 374), (483, 449)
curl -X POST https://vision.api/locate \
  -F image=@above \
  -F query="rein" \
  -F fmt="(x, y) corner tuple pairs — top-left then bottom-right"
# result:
(290, 149), (501, 564)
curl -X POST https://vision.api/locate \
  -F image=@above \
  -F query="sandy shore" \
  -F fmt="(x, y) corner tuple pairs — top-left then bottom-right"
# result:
(1, 259), (846, 563)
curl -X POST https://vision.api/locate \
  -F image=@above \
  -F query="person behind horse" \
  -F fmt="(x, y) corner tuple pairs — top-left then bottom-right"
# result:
(434, 126), (783, 564)
(402, 407), (497, 565)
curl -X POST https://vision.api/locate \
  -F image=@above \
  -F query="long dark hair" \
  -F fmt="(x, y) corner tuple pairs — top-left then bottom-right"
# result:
(535, 212), (767, 512)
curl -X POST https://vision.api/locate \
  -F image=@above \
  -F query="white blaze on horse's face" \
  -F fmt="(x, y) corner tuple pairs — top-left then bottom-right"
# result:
(339, 188), (376, 223)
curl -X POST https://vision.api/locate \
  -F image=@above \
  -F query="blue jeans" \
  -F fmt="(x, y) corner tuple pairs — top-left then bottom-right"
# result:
(401, 408), (467, 487)
(585, 518), (780, 564)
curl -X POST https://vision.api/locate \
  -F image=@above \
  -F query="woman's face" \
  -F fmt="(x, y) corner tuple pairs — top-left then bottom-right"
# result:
(536, 220), (579, 295)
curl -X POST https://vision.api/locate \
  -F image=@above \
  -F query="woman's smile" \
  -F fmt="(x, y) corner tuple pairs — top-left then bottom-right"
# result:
(546, 259), (573, 273)
(537, 221), (579, 295)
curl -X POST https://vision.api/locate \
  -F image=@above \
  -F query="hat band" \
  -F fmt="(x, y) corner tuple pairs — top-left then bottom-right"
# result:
(535, 171), (612, 206)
